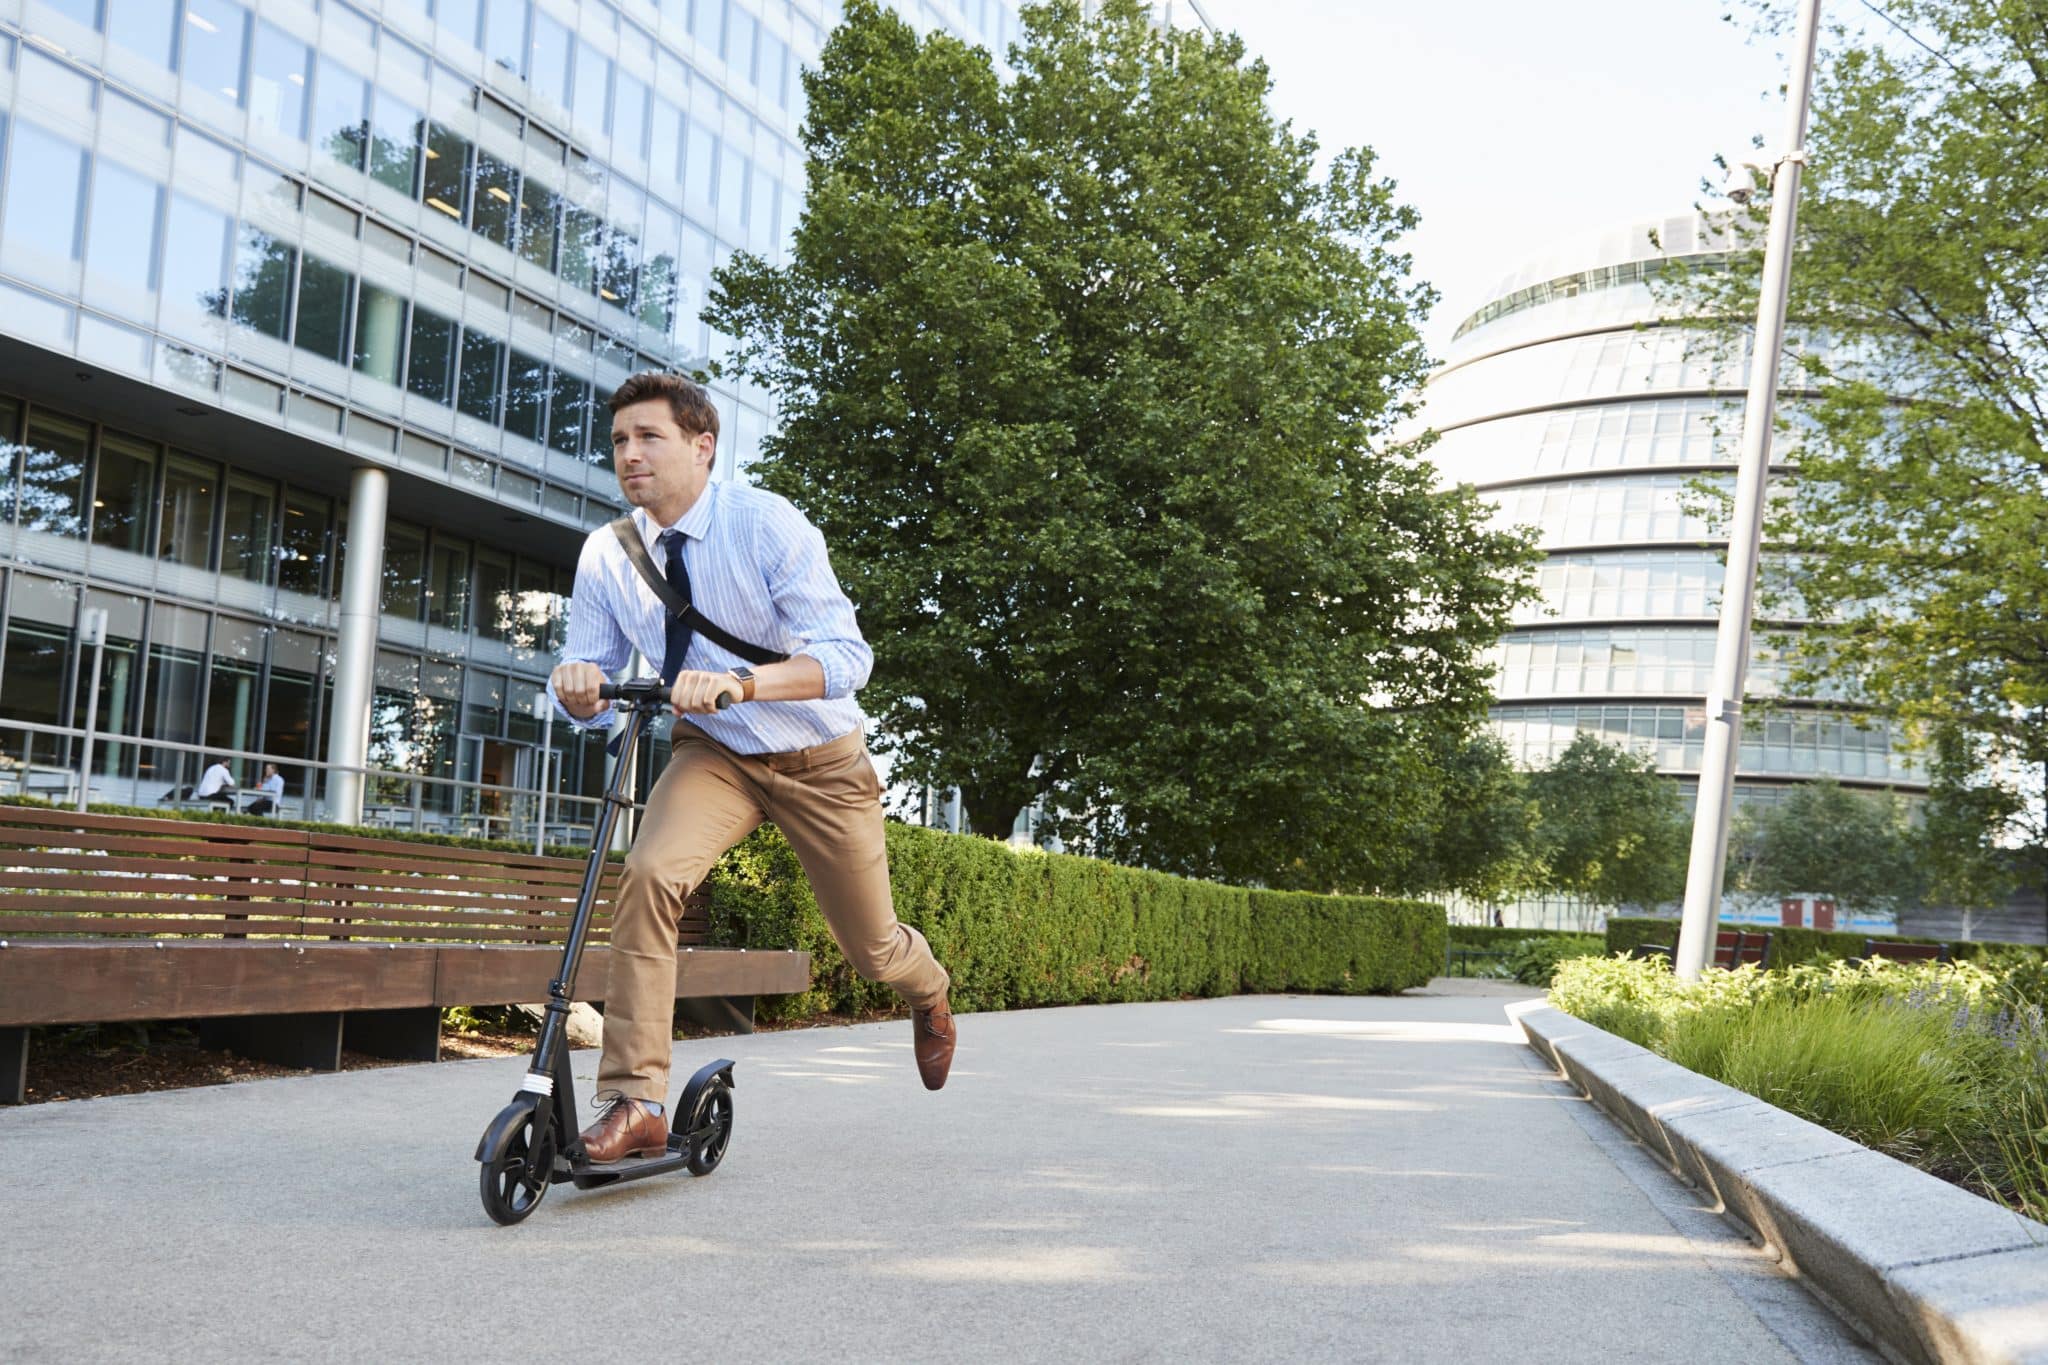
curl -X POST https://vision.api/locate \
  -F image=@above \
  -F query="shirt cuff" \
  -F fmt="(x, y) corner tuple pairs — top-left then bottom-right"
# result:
(546, 676), (616, 730)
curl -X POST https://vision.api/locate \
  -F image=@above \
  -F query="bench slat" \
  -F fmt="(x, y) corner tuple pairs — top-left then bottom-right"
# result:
(0, 806), (311, 843)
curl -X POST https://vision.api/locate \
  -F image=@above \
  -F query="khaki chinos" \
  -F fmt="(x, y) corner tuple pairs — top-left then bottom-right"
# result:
(598, 721), (950, 1103)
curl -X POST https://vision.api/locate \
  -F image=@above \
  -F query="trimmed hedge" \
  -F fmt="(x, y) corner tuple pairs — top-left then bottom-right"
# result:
(1447, 924), (1591, 950)
(1605, 915), (2047, 969)
(704, 824), (1444, 1021)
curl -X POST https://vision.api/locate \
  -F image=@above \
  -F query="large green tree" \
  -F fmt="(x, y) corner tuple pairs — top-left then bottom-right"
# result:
(1682, 0), (2048, 914)
(1723, 778), (1922, 913)
(1525, 735), (1689, 911)
(709, 0), (1533, 888)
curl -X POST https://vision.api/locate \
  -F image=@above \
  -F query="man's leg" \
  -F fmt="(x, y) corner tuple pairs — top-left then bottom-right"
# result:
(766, 736), (951, 1011)
(597, 733), (765, 1104)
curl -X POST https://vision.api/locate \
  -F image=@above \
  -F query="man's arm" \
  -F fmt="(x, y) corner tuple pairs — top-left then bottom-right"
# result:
(757, 497), (873, 700)
(547, 535), (635, 725)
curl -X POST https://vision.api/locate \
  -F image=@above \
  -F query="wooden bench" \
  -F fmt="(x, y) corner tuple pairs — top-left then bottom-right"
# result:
(1628, 928), (1775, 970)
(0, 805), (808, 1103)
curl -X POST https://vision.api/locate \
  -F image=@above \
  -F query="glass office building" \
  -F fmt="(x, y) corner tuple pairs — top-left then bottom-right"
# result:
(0, 0), (1019, 831)
(1421, 213), (1926, 817)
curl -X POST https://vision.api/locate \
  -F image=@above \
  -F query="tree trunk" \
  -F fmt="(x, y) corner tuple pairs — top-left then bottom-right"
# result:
(961, 790), (1023, 842)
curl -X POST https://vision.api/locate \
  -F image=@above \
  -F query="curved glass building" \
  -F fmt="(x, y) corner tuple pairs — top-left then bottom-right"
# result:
(0, 0), (1017, 831)
(1420, 215), (1925, 920)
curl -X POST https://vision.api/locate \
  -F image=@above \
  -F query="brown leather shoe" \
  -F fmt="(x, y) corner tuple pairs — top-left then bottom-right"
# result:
(578, 1093), (669, 1163)
(912, 999), (956, 1091)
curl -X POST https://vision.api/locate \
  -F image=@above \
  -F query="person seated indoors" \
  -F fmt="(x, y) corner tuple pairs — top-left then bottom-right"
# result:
(166, 757), (237, 804)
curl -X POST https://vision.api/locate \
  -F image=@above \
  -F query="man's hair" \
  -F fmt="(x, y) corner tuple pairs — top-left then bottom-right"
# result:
(609, 372), (720, 445)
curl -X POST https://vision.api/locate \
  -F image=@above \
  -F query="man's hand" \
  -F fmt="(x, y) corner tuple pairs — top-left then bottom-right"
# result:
(670, 669), (744, 715)
(552, 661), (609, 720)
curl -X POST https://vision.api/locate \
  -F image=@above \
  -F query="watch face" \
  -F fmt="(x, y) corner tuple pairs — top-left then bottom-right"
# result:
(731, 667), (754, 681)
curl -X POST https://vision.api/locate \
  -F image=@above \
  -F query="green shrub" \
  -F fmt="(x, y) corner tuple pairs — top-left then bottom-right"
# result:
(1447, 924), (1592, 949)
(1549, 954), (2048, 1217)
(1503, 934), (1606, 987)
(703, 824), (1442, 1021)
(1604, 915), (2047, 980)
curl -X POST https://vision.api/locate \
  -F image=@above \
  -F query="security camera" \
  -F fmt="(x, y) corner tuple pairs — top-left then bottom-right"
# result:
(1720, 157), (1773, 205)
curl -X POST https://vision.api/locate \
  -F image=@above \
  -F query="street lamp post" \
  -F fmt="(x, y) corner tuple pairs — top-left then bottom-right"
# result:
(1676, 0), (1826, 980)
(76, 608), (108, 814)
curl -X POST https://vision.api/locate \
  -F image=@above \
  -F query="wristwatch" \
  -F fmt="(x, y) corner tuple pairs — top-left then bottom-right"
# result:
(729, 666), (756, 702)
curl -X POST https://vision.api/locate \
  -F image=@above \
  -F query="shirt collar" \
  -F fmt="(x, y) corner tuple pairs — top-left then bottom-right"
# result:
(633, 479), (720, 547)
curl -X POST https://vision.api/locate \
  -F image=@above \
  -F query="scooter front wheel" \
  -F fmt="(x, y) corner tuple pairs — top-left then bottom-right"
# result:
(685, 1079), (734, 1176)
(478, 1100), (556, 1225)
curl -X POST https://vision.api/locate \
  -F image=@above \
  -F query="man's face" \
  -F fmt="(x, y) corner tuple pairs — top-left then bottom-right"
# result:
(611, 398), (713, 519)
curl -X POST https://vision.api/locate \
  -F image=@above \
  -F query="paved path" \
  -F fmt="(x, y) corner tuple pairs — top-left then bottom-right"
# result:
(2, 984), (1875, 1364)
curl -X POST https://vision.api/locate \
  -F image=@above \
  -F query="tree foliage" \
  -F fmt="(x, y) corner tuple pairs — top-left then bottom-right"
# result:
(1723, 777), (1921, 912)
(709, 0), (1533, 888)
(1679, 0), (2048, 901)
(1525, 734), (1689, 910)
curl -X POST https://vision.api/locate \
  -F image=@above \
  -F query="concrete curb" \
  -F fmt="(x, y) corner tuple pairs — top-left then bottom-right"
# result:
(1507, 1001), (2048, 1365)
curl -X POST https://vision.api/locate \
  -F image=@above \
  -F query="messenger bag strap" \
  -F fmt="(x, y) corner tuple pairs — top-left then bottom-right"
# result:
(607, 516), (790, 667)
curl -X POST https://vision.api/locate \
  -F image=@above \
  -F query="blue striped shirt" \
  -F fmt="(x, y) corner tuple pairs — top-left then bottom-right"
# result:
(547, 480), (872, 754)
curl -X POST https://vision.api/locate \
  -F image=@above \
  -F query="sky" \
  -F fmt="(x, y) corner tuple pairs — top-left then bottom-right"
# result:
(1198, 0), (1795, 353)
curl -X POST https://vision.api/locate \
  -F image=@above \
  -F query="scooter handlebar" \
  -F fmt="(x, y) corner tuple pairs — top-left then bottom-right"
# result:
(597, 678), (731, 709)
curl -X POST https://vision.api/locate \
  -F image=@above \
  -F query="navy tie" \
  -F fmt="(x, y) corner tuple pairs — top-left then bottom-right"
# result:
(659, 529), (693, 686)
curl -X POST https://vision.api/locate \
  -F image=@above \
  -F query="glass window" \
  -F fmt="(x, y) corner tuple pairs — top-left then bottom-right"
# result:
(250, 22), (310, 139)
(204, 618), (262, 759)
(91, 432), (158, 554)
(720, 147), (747, 227)
(515, 177), (557, 268)
(19, 414), (91, 539)
(278, 488), (331, 594)
(407, 306), (458, 403)
(598, 227), (638, 308)
(1, 575), (78, 728)
(474, 545), (512, 640)
(421, 122), (471, 222)
(638, 202), (679, 334)
(482, 0), (527, 77)
(530, 9), (571, 106)
(83, 159), (164, 312)
(759, 31), (787, 108)
(370, 92), (423, 196)
(353, 282), (409, 386)
(684, 121), (716, 210)
(74, 589), (145, 775)
(141, 603), (208, 790)
(572, 41), (610, 134)
(382, 519), (426, 618)
(182, 0), (251, 105)
(559, 206), (601, 292)
(427, 535), (470, 628)
(436, 0), (481, 47)
(221, 473), (274, 583)
(472, 152), (518, 250)
(504, 350), (549, 443)
(108, 0), (178, 67)
(546, 370), (589, 458)
(456, 329), (504, 424)
(0, 122), (88, 291)
(692, 0), (722, 54)
(158, 453), (218, 567)
(312, 57), (370, 171)
(265, 628), (320, 762)
(724, 5), (754, 82)
(294, 257), (354, 366)
(230, 226), (296, 340)
(612, 70), (649, 159)
(159, 194), (233, 344)
(651, 99), (683, 183)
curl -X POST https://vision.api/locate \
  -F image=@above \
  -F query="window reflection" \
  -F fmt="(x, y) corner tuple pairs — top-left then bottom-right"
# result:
(295, 256), (356, 364)
(354, 283), (409, 386)
(159, 453), (218, 567)
(107, 0), (177, 66)
(142, 604), (208, 790)
(473, 153), (519, 249)
(221, 473), (275, 584)
(312, 58), (371, 172)
(422, 123), (472, 222)
(515, 177), (558, 268)
(505, 350), (549, 444)
(0, 122), (87, 292)
(457, 329), (505, 424)
(250, 21), (311, 139)
(474, 546), (513, 641)
(182, 0), (250, 104)
(547, 372), (590, 458)
(571, 39), (610, 134)
(83, 158), (164, 313)
(482, 0), (528, 78)
(428, 536), (471, 629)
(383, 520), (427, 619)
(408, 307), (459, 404)
(530, 9), (572, 106)
(20, 415), (91, 539)
(91, 433), (158, 555)
(278, 488), (331, 595)
(370, 93), (423, 196)
(230, 226), (296, 341)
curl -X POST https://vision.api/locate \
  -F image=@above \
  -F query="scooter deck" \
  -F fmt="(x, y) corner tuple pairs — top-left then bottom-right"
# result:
(565, 1136), (690, 1188)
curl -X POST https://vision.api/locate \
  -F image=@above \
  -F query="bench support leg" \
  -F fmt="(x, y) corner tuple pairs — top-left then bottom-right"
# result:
(200, 1012), (344, 1071)
(1, 1027), (25, 1105)
(677, 995), (754, 1036)
(345, 1007), (441, 1062)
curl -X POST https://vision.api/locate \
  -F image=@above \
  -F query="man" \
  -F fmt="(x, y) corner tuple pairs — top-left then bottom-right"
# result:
(549, 372), (955, 1165)
(245, 763), (286, 817)
(169, 757), (236, 804)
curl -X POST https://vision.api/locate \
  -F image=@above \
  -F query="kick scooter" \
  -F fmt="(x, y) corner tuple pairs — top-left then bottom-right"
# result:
(475, 677), (736, 1225)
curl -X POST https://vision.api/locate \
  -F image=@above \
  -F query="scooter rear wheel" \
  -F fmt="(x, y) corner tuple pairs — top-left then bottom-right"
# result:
(479, 1103), (556, 1225)
(686, 1080), (734, 1175)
